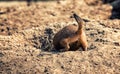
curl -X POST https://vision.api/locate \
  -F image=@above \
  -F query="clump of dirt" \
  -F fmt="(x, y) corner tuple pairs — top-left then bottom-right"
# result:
(30, 28), (54, 51)
(0, 0), (120, 74)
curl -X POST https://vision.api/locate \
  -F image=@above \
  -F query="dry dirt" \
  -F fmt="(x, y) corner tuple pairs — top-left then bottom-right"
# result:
(0, 0), (120, 74)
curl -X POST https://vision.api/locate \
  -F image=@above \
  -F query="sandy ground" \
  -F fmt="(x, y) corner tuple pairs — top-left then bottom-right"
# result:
(0, 0), (120, 74)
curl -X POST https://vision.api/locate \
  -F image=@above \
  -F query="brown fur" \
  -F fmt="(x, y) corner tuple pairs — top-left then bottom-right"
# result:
(53, 13), (88, 51)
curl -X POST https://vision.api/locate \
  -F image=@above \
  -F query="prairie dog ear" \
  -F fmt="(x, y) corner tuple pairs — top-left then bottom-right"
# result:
(80, 19), (86, 26)
(82, 20), (86, 25)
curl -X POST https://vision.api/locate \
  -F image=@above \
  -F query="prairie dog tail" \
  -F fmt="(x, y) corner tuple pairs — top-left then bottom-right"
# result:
(73, 13), (84, 31)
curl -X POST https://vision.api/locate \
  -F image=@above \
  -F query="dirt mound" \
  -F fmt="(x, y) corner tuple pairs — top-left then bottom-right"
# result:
(0, 0), (120, 74)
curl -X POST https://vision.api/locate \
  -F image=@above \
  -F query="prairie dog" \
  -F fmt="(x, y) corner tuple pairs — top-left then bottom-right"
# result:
(53, 13), (88, 51)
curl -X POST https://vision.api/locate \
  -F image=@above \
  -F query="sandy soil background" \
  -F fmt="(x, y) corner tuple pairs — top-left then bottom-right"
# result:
(0, 0), (120, 74)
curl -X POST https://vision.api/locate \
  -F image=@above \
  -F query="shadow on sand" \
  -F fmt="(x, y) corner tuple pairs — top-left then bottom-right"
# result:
(103, 0), (120, 19)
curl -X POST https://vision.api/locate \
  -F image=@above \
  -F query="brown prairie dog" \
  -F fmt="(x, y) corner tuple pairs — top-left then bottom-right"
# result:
(53, 13), (88, 52)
